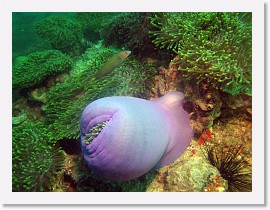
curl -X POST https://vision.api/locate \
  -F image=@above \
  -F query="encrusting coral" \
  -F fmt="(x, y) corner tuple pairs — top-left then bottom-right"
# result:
(12, 122), (65, 192)
(12, 49), (73, 89)
(149, 12), (252, 96)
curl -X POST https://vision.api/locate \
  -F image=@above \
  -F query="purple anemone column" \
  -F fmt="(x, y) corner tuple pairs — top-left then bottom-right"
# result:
(80, 91), (193, 181)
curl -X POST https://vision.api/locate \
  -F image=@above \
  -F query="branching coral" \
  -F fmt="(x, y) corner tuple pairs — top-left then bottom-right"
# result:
(12, 50), (73, 89)
(44, 46), (157, 140)
(150, 12), (252, 96)
(33, 15), (84, 55)
(12, 122), (65, 192)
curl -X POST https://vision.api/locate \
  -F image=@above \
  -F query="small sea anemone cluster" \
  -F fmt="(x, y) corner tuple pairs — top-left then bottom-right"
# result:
(33, 15), (84, 55)
(44, 46), (157, 140)
(12, 49), (73, 89)
(12, 122), (65, 192)
(150, 12), (252, 96)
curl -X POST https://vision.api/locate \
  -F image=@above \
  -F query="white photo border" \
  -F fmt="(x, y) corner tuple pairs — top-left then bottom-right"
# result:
(0, 0), (265, 205)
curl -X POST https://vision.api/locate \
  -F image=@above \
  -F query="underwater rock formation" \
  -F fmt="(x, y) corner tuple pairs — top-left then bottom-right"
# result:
(80, 91), (193, 181)
(147, 155), (227, 192)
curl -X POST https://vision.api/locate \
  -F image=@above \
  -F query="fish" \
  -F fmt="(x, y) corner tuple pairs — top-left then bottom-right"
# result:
(95, 50), (131, 79)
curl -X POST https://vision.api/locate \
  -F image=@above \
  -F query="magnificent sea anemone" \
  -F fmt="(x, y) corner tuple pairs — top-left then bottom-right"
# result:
(80, 91), (194, 181)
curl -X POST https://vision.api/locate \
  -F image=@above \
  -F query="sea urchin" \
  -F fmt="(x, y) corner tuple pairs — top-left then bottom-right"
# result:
(201, 142), (252, 192)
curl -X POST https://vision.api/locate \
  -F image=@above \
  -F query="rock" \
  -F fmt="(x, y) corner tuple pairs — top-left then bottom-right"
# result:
(14, 55), (28, 66)
(185, 80), (222, 134)
(146, 140), (227, 192)
(12, 113), (27, 125)
(219, 92), (252, 119)
(29, 87), (48, 103)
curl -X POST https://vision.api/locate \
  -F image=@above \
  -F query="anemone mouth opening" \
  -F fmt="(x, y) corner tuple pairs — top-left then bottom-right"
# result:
(82, 120), (109, 145)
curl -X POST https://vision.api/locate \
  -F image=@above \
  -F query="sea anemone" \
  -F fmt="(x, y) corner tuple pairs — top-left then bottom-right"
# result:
(44, 46), (157, 140)
(12, 49), (73, 89)
(149, 12), (252, 96)
(12, 122), (65, 192)
(33, 15), (84, 55)
(80, 91), (194, 181)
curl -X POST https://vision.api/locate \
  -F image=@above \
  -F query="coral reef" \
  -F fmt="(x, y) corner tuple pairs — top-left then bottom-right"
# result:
(44, 46), (157, 140)
(12, 122), (65, 192)
(12, 113), (27, 125)
(12, 96), (44, 125)
(33, 15), (85, 55)
(145, 114), (251, 192)
(152, 58), (222, 135)
(152, 53), (251, 135)
(202, 173), (228, 192)
(11, 12), (252, 193)
(12, 50), (73, 89)
(184, 80), (222, 134)
(151, 58), (186, 98)
(53, 152), (156, 192)
(150, 12), (252, 95)
(219, 92), (252, 119)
